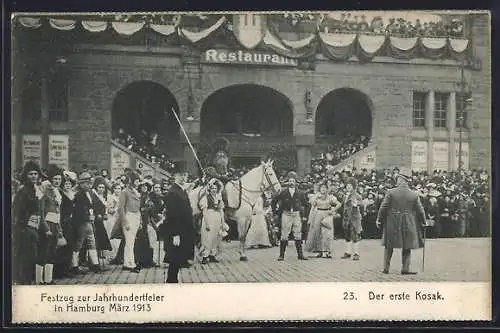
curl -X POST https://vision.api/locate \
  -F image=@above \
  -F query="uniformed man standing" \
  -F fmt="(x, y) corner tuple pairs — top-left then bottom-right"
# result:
(376, 167), (426, 275)
(272, 171), (308, 261)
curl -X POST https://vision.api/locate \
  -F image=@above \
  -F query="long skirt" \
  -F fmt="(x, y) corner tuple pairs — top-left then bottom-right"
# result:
(305, 210), (334, 253)
(13, 226), (39, 285)
(246, 212), (271, 248)
(200, 209), (223, 258)
(37, 221), (59, 265)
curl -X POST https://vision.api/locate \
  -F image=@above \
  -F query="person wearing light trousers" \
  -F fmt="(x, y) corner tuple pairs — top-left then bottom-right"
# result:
(117, 172), (142, 273)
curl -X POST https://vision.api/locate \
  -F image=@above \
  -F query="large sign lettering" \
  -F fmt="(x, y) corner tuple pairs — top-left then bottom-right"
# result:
(110, 146), (131, 180)
(411, 141), (428, 171)
(432, 141), (449, 171)
(22, 134), (42, 166)
(48, 134), (69, 170)
(202, 49), (298, 67)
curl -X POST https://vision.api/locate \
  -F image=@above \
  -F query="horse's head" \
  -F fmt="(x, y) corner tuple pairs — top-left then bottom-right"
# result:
(261, 159), (281, 194)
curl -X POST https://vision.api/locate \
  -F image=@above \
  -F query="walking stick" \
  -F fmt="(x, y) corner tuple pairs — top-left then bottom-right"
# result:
(422, 223), (426, 272)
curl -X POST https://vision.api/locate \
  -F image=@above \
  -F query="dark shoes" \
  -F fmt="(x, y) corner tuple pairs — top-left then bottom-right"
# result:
(382, 269), (389, 274)
(401, 271), (417, 275)
(352, 254), (360, 261)
(123, 266), (141, 273)
(341, 253), (351, 259)
(201, 257), (209, 264)
(208, 256), (219, 263)
(277, 256), (284, 261)
(239, 256), (248, 262)
(298, 256), (308, 261)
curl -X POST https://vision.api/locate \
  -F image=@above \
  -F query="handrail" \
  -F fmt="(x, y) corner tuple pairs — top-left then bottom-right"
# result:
(110, 139), (171, 179)
(328, 143), (377, 172)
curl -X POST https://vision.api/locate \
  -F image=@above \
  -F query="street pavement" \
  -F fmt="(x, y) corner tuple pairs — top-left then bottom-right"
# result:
(55, 237), (490, 284)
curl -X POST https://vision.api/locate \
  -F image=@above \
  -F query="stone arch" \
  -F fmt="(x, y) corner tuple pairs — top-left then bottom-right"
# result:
(315, 88), (374, 141)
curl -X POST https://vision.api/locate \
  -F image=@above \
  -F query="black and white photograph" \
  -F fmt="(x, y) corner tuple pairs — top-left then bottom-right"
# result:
(10, 10), (491, 322)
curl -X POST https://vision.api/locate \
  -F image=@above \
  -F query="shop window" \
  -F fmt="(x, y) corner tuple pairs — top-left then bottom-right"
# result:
(434, 92), (448, 128)
(412, 92), (426, 127)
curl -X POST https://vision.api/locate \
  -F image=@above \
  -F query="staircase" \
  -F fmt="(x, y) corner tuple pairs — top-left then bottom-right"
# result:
(323, 143), (377, 173)
(110, 140), (171, 180)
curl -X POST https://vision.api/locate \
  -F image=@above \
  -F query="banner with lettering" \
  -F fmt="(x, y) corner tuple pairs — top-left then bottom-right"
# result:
(22, 134), (42, 166)
(110, 146), (131, 180)
(432, 141), (449, 171)
(48, 135), (69, 170)
(411, 141), (428, 171)
(454, 142), (469, 170)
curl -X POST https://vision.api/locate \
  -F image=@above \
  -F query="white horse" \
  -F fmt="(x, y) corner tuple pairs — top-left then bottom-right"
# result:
(189, 160), (281, 261)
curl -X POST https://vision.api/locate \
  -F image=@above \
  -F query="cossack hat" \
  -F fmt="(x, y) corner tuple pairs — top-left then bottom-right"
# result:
(21, 160), (41, 184)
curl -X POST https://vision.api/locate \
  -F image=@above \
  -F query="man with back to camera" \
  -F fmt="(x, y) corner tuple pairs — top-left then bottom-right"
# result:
(376, 167), (426, 275)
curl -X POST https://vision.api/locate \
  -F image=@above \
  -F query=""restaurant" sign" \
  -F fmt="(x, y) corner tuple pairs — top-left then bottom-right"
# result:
(202, 49), (298, 67)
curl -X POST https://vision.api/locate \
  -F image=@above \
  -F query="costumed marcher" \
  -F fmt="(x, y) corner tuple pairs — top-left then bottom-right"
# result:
(271, 171), (309, 261)
(12, 161), (44, 285)
(38, 165), (65, 284)
(246, 192), (272, 249)
(106, 182), (122, 264)
(147, 179), (166, 267)
(341, 177), (363, 260)
(115, 172), (142, 273)
(91, 176), (113, 268)
(376, 167), (426, 275)
(305, 181), (341, 258)
(54, 171), (77, 279)
(134, 179), (157, 268)
(162, 162), (195, 283)
(70, 172), (103, 274)
(199, 178), (225, 263)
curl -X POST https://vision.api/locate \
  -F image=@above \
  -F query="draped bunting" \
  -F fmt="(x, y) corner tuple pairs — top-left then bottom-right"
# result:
(179, 16), (225, 43)
(150, 24), (177, 36)
(49, 19), (76, 31)
(262, 29), (317, 59)
(319, 32), (357, 47)
(356, 34), (386, 61)
(111, 22), (145, 36)
(81, 21), (108, 32)
(18, 17), (42, 28)
(15, 15), (471, 62)
(449, 38), (469, 53)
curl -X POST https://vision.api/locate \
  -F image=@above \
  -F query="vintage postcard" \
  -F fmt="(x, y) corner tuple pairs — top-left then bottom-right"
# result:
(10, 10), (491, 323)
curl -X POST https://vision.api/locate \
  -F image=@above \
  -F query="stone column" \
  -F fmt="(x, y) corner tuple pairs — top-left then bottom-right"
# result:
(426, 91), (435, 173)
(448, 92), (457, 171)
(296, 146), (312, 177)
(41, 75), (50, 169)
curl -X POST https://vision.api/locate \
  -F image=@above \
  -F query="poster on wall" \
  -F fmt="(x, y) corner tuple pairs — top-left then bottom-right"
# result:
(136, 160), (155, 178)
(22, 134), (42, 166)
(454, 142), (470, 170)
(411, 141), (428, 171)
(110, 146), (131, 180)
(48, 135), (69, 170)
(358, 151), (376, 170)
(432, 141), (449, 171)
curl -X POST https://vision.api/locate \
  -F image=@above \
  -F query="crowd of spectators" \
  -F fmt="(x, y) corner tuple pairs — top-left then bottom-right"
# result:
(113, 128), (175, 172)
(312, 135), (370, 170)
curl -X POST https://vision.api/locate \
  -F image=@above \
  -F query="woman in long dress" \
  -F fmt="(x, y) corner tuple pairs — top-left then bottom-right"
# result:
(305, 182), (341, 258)
(91, 176), (113, 267)
(199, 178), (225, 264)
(246, 193), (272, 249)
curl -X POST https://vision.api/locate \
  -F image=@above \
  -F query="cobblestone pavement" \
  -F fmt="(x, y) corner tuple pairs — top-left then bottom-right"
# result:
(56, 238), (490, 284)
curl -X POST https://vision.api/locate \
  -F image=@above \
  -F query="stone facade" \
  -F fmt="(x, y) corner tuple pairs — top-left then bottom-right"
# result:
(13, 15), (491, 177)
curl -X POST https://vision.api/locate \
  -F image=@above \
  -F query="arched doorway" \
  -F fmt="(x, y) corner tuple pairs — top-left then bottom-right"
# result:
(111, 81), (180, 157)
(315, 88), (373, 140)
(200, 84), (294, 168)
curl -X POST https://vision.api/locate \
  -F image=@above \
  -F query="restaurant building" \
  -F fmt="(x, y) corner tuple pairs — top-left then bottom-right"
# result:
(12, 12), (490, 177)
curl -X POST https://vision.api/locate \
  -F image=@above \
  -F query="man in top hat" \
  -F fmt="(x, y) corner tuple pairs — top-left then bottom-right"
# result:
(161, 161), (195, 283)
(70, 172), (103, 274)
(376, 167), (426, 275)
(271, 171), (309, 261)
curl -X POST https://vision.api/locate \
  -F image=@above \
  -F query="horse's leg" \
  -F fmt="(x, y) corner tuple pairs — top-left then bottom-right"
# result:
(238, 216), (251, 261)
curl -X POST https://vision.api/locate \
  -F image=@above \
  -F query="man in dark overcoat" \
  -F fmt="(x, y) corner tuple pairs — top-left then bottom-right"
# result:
(162, 162), (195, 283)
(376, 167), (426, 275)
